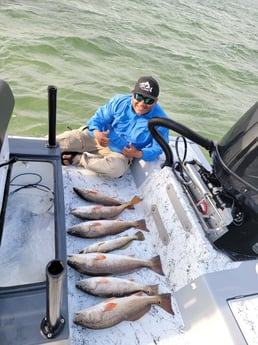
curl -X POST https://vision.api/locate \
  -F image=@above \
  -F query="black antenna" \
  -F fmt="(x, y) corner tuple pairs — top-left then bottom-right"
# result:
(47, 85), (57, 148)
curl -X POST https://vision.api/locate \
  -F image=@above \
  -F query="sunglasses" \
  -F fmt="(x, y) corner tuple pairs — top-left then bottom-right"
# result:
(134, 93), (155, 105)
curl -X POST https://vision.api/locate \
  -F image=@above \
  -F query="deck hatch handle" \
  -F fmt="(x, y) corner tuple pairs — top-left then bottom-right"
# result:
(166, 183), (192, 232)
(151, 204), (170, 246)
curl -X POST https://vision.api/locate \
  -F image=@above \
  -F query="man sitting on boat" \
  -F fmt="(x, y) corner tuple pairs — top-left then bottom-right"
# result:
(57, 76), (169, 178)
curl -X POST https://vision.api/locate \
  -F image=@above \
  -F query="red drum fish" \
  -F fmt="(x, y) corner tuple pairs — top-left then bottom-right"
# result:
(73, 292), (174, 329)
(79, 231), (145, 253)
(67, 253), (165, 276)
(76, 276), (159, 297)
(73, 187), (124, 206)
(71, 196), (142, 220)
(67, 219), (148, 238)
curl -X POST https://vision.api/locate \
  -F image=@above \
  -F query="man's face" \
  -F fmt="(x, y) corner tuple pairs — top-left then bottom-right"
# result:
(132, 93), (157, 115)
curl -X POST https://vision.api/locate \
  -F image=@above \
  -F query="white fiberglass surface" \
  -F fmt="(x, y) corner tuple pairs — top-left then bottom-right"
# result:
(0, 160), (55, 287)
(228, 294), (258, 345)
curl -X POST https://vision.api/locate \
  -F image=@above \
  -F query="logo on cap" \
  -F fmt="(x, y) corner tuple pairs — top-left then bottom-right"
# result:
(138, 81), (153, 93)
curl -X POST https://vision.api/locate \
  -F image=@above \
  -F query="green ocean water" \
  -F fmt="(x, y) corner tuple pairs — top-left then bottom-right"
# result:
(1, 0), (258, 143)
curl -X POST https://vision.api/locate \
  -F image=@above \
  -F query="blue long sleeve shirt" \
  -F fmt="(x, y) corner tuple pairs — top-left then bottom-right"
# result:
(87, 94), (169, 161)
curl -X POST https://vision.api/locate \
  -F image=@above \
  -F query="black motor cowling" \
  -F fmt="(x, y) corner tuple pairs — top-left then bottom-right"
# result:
(211, 102), (258, 260)
(212, 102), (258, 219)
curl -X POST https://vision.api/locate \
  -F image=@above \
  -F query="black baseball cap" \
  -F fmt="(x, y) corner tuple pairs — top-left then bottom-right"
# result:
(132, 76), (159, 99)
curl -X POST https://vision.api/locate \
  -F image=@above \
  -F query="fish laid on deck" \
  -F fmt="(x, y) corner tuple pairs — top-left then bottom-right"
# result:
(73, 187), (124, 206)
(79, 231), (145, 253)
(73, 292), (174, 329)
(71, 196), (142, 220)
(76, 276), (159, 297)
(67, 253), (165, 276)
(67, 219), (148, 238)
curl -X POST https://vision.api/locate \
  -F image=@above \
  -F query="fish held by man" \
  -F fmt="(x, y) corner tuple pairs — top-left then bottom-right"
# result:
(76, 276), (159, 297)
(79, 231), (145, 253)
(73, 292), (174, 329)
(73, 187), (124, 206)
(67, 253), (165, 276)
(67, 218), (148, 238)
(71, 196), (142, 220)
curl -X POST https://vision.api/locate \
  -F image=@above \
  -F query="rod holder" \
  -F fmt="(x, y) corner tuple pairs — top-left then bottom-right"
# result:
(47, 85), (57, 148)
(41, 259), (65, 339)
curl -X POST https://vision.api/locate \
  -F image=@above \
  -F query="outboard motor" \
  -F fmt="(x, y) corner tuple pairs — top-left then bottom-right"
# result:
(212, 102), (258, 259)
(148, 101), (258, 261)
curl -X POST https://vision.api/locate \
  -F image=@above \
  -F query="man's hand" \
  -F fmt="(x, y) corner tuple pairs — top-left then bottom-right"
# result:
(122, 143), (142, 159)
(94, 129), (110, 147)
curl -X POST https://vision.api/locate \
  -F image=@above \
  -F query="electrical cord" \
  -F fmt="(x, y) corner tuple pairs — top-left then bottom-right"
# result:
(9, 172), (54, 212)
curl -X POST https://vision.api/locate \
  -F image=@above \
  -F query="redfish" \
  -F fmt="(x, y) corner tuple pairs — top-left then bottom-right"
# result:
(76, 276), (159, 297)
(73, 292), (174, 329)
(67, 219), (148, 238)
(71, 196), (142, 220)
(67, 253), (165, 276)
(73, 187), (123, 206)
(79, 231), (145, 253)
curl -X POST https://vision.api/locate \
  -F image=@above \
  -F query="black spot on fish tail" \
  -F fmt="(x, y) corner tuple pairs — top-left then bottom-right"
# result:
(146, 284), (159, 296)
(157, 293), (174, 315)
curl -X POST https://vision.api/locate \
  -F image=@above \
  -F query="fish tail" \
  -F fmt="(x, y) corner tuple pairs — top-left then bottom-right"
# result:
(128, 196), (143, 208)
(150, 255), (165, 276)
(134, 231), (145, 241)
(135, 219), (149, 232)
(146, 284), (159, 296)
(158, 293), (174, 315)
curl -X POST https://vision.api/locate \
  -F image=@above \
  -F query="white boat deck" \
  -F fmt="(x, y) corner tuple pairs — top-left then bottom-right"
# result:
(63, 163), (188, 345)
(1, 134), (257, 344)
